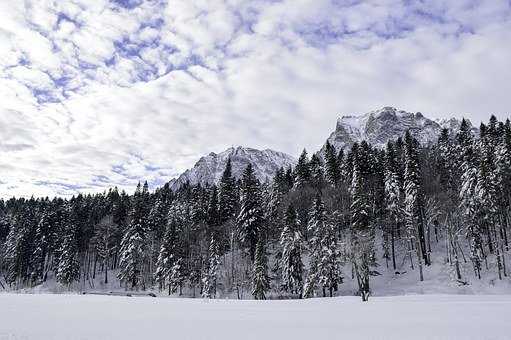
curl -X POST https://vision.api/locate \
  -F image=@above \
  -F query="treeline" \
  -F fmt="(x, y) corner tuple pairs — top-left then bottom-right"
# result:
(0, 116), (510, 301)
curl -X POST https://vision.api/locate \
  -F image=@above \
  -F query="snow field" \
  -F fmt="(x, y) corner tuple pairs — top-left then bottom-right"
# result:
(0, 293), (510, 340)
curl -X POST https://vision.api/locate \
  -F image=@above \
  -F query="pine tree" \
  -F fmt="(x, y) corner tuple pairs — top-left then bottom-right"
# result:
(384, 141), (402, 270)
(93, 216), (117, 284)
(202, 236), (220, 298)
(147, 195), (168, 238)
(207, 185), (220, 227)
(404, 131), (429, 283)
(495, 119), (511, 257)
(309, 154), (325, 191)
(324, 141), (341, 186)
(477, 122), (504, 278)
(56, 213), (80, 287)
(350, 144), (374, 301)
(169, 256), (186, 295)
(117, 182), (152, 289)
(303, 195), (327, 298)
(294, 149), (311, 188)
(218, 158), (238, 223)
(2, 203), (37, 287)
(154, 217), (179, 293)
(30, 208), (59, 285)
(117, 224), (146, 289)
(437, 128), (456, 194)
(237, 164), (264, 261)
(317, 211), (342, 297)
(266, 169), (287, 239)
(3, 218), (28, 286)
(458, 120), (483, 278)
(280, 205), (304, 296)
(284, 167), (295, 189)
(252, 238), (269, 300)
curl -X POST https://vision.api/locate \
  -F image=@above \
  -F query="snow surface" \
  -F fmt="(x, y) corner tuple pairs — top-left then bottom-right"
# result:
(0, 293), (510, 340)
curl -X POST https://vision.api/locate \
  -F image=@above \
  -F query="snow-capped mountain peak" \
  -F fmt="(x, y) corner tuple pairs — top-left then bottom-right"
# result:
(169, 146), (296, 190)
(323, 107), (474, 153)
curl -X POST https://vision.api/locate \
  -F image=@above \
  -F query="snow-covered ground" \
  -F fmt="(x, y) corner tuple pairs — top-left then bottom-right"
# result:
(0, 293), (510, 340)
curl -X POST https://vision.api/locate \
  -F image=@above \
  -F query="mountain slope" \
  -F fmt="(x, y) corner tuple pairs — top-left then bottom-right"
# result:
(322, 106), (475, 153)
(169, 146), (296, 190)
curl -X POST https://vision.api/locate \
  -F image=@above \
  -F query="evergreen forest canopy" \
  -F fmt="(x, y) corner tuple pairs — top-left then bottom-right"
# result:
(0, 115), (510, 301)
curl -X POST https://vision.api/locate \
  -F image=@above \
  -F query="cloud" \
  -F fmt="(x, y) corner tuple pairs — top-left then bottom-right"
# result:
(0, 0), (510, 197)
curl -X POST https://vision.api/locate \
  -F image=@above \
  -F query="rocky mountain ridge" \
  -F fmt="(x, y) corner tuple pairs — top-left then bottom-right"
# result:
(169, 146), (296, 190)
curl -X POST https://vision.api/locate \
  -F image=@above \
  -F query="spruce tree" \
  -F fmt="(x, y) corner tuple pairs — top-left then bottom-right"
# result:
(93, 216), (116, 284)
(3, 213), (32, 287)
(207, 185), (220, 227)
(237, 164), (264, 261)
(317, 210), (342, 297)
(30, 208), (59, 285)
(404, 131), (429, 283)
(154, 217), (178, 293)
(350, 144), (373, 301)
(202, 236), (220, 298)
(437, 128), (457, 195)
(266, 169), (287, 239)
(117, 182), (149, 290)
(458, 120), (483, 278)
(324, 141), (341, 186)
(280, 205), (304, 296)
(384, 141), (402, 270)
(309, 154), (325, 191)
(147, 195), (168, 239)
(252, 238), (269, 300)
(218, 158), (238, 223)
(477, 123), (504, 278)
(56, 213), (80, 287)
(169, 256), (186, 295)
(303, 195), (327, 298)
(294, 149), (311, 188)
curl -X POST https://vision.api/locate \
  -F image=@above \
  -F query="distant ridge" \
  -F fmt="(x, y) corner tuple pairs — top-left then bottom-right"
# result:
(169, 146), (296, 190)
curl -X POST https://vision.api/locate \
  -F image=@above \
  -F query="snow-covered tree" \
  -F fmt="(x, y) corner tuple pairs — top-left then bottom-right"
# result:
(404, 131), (429, 282)
(280, 205), (304, 296)
(169, 256), (186, 295)
(202, 236), (220, 298)
(252, 238), (270, 300)
(384, 141), (403, 270)
(304, 196), (330, 297)
(207, 185), (220, 227)
(154, 217), (179, 293)
(458, 120), (483, 278)
(218, 158), (238, 223)
(317, 212), (342, 297)
(350, 143), (374, 301)
(309, 154), (325, 191)
(294, 149), (311, 189)
(117, 182), (151, 290)
(237, 164), (264, 261)
(324, 140), (341, 186)
(56, 216), (80, 287)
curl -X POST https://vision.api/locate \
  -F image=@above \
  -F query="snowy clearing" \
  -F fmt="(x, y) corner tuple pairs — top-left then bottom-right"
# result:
(1, 294), (510, 340)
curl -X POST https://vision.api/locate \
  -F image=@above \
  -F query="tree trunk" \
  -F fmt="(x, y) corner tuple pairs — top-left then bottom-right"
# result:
(104, 259), (109, 284)
(391, 222), (396, 271)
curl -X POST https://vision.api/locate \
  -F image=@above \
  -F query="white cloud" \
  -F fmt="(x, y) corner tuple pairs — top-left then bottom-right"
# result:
(0, 0), (510, 197)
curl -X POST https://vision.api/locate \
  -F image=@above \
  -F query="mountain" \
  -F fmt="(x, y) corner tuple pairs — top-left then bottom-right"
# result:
(169, 146), (296, 190)
(321, 106), (475, 153)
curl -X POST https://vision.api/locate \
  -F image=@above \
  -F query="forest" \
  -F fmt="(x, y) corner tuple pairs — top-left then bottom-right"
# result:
(0, 116), (510, 301)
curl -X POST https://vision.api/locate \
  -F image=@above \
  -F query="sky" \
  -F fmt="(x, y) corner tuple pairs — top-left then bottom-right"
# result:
(1, 0), (511, 198)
